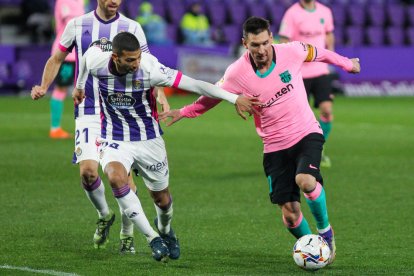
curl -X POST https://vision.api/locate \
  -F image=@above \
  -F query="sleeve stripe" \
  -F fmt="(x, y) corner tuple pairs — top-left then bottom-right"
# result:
(172, 71), (183, 88)
(58, 43), (68, 52)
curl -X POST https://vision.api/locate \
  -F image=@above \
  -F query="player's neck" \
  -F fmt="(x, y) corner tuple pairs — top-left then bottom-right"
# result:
(109, 59), (127, 76)
(96, 8), (117, 21)
(299, 0), (316, 11)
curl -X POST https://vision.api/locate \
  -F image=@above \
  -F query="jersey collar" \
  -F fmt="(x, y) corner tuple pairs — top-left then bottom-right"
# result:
(249, 46), (276, 78)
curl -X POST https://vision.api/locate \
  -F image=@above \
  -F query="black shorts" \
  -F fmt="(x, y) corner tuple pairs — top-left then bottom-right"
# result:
(263, 133), (325, 205)
(56, 61), (75, 87)
(303, 74), (333, 108)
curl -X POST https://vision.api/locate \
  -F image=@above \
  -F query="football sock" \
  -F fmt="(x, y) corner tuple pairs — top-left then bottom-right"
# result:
(82, 177), (110, 218)
(113, 185), (158, 242)
(283, 212), (312, 239)
(154, 196), (173, 234)
(50, 89), (66, 129)
(119, 187), (137, 237)
(304, 182), (330, 230)
(319, 116), (332, 140)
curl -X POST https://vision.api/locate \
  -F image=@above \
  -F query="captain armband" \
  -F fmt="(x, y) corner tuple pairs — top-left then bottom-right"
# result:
(305, 44), (317, 62)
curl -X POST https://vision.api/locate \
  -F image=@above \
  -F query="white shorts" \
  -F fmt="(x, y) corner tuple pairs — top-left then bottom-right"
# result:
(72, 115), (101, 164)
(98, 136), (169, 191)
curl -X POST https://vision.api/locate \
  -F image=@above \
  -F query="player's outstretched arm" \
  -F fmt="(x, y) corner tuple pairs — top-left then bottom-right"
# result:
(177, 75), (262, 115)
(31, 50), (68, 100)
(312, 46), (361, 74)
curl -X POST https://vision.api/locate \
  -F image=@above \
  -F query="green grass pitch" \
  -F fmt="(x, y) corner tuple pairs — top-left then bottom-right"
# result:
(0, 95), (413, 275)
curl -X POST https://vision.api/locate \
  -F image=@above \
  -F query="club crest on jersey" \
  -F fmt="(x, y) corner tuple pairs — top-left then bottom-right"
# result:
(89, 37), (112, 52)
(75, 147), (82, 156)
(132, 80), (142, 90)
(279, 70), (292, 83)
(107, 93), (136, 109)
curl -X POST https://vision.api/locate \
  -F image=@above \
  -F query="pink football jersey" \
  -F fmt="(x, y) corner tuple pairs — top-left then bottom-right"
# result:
(279, 2), (334, 78)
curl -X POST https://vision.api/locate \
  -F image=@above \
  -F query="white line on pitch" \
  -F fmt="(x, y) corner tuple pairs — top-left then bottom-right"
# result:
(0, 264), (80, 276)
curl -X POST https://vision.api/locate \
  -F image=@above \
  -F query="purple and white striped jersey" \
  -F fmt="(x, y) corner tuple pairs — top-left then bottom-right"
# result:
(77, 47), (183, 142)
(58, 10), (149, 118)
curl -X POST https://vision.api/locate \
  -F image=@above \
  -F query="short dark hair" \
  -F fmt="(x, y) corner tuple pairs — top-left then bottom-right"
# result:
(112, 32), (141, 55)
(243, 16), (271, 39)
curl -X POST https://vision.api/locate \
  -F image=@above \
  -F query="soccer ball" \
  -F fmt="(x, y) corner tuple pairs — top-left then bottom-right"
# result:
(292, 234), (331, 270)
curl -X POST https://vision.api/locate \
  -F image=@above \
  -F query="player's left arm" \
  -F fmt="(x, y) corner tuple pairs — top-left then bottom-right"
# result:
(153, 87), (170, 112)
(303, 42), (360, 73)
(325, 32), (335, 51)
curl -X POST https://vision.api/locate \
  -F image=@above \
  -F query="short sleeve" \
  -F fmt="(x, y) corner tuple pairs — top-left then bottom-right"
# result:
(148, 55), (181, 87)
(59, 19), (76, 52)
(278, 9), (295, 39)
(325, 8), (334, 33)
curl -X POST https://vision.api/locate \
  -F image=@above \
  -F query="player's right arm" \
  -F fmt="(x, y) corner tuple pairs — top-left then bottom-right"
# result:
(31, 18), (77, 100)
(31, 50), (69, 100)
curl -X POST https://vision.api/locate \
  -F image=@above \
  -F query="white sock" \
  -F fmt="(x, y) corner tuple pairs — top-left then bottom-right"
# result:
(120, 206), (133, 237)
(116, 190), (159, 242)
(83, 177), (110, 218)
(154, 202), (173, 234)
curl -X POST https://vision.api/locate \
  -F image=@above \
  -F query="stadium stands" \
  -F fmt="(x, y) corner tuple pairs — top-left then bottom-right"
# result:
(1, 0), (414, 92)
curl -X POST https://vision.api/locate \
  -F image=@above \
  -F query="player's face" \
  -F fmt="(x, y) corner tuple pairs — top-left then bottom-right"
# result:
(243, 30), (273, 67)
(113, 49), (142, 75)
(98, 0), (122, 17)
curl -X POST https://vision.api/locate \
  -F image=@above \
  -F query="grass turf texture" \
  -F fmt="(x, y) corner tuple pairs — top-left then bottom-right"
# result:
(0, 95), (413, 275)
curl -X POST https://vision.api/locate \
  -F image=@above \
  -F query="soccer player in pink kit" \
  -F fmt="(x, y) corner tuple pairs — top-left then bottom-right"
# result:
(279, 0), (336, 167)
(161, 17), (361, 264)
(31, 0), (170, 254)
(49, 0), (84, 139)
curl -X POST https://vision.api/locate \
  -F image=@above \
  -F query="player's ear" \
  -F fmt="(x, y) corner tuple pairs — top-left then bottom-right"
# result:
(242, 38), (248, 49)
(111, 52), (118, 61)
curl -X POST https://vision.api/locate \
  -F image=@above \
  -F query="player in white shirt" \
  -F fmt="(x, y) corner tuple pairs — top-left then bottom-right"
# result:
(31, 0), (170, 254)
(73, 31), (260, 261)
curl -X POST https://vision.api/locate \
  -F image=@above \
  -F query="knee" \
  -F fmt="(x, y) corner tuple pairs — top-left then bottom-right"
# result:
(295, 174), (316, 193)
(152, 189), (171, 209)
(106, 171), (126, 187)
(80, 166), (99, 185)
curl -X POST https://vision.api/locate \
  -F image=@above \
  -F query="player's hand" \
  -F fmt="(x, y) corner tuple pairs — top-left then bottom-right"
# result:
(235, 95), (262, 120)
(31, 85), (47, 100)
(159, 109), (183, 126)
(350, 58), (361, 74)
(72, 88), (85, 105)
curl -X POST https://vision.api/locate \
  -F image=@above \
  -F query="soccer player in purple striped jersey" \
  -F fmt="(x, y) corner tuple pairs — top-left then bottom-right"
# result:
(160, 17), (361, 265)
(31, 0), (170, 253)
(72, 31), (260, 261)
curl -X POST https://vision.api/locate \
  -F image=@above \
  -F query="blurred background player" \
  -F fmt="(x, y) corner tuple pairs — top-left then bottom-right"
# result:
(31, 0), (169, 254)
(180, 1), (213, 46)
(49, 0), (84, 139)
(136, 1), (172, 46)
(279, 0), (335, 167)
